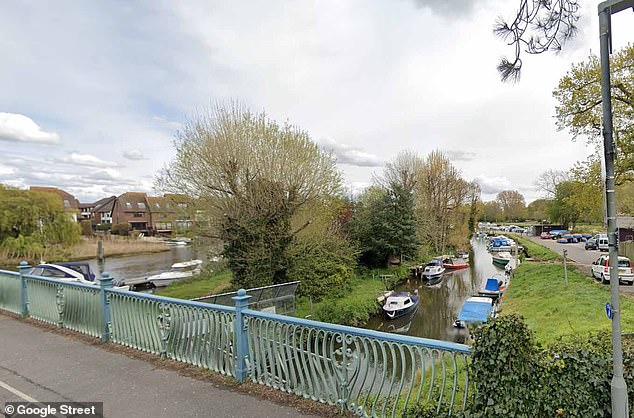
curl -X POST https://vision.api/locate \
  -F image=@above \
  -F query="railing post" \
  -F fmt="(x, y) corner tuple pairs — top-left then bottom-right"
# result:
(232, 288), (251, 383)
(99, 272), (113, 343)
(17, 261), (29, 318)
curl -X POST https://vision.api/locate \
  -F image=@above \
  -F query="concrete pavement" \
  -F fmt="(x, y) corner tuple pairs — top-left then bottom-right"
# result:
(0, 314), (324, 418)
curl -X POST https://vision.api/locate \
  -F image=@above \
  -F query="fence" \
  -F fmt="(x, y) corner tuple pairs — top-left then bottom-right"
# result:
(0, 263), (471, 417)
(620, 241), (634, 261)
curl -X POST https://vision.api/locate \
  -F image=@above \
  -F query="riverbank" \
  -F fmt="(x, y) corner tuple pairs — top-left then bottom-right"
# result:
(0, 236), (169, 266)
(503, 241), (634, 342)
(157, 270), (233, 299)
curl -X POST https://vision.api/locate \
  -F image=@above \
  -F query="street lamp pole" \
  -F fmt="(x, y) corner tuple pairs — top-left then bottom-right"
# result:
(597, 1), (633, 417)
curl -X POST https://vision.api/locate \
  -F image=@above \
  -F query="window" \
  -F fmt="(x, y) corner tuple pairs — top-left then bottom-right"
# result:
(138, 202), (146, 209)
(41, 268), (69, 278)
(63, 199), (70, 208)
(155, 202), (161, 209)
(125, 202), (132, 209)
(133, 212), (143, 217)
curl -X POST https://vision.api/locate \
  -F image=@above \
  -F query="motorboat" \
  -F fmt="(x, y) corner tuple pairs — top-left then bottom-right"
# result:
(146, 259), (202, 287)
(478, 276), (509, 300)
(26, 264), (129, 290)
(382, 291), (419, 319)
(491, 252), (513, 266)
(488, 237), (514, 252)
(456, 251), (470, 261)
(422, 258), (445, 278)
(443, 257), (469, 269)
(453, 296), (497, 328)
(171, 259), (203, 269)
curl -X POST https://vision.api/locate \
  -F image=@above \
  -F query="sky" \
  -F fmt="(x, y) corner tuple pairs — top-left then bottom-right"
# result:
(0, 0), (633, 204)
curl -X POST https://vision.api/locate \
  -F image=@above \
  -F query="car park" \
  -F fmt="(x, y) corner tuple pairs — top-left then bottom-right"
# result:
(591, 255), (634, 285)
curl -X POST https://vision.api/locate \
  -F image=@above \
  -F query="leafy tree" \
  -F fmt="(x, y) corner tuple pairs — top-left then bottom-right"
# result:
(495, 190), (527, 221)
(158, 103), (341, 289)
(526, 199), (551, 222)
(553, 44), (634, 184)
(480, 200), (503, 223)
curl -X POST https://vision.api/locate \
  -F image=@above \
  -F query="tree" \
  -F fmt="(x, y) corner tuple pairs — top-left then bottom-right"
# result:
(158, 103), (342, 289)
(495, 0), (581, 81)
(527, 199), (551, 221)
(495, 190), (527, 221)
(553, 44), (634, 184)
(534, 169), (569, 199)
(416, 151), (471, 253)
(374, 150), (423, 193)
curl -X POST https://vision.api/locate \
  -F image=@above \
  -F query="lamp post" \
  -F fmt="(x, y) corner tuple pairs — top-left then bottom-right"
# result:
(597, 2), (633, 416)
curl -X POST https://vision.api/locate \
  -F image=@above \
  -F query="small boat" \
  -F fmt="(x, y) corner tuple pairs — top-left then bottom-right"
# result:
(478, 276), (509, 300)
(382, 291), (419, 319)
(488, 238), (514, 252)
(171, 259), (203, 269)
(443, 257), (469, 269)
(422, 258), (446, 278)
(453, 296), (497, 328)
(491, 252), (513, 266)
(456, 251), (470, 260)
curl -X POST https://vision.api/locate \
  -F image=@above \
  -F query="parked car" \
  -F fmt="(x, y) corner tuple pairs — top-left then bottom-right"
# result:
(550, 230), (570, 239)
(540, 232), (552, 239)
(585, 236), (598, 250)
(591, 255), (634, 285)
(597, 234), (609, 252)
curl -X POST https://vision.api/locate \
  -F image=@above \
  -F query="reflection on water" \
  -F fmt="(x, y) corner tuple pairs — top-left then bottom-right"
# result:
(365, 237), (504, 342)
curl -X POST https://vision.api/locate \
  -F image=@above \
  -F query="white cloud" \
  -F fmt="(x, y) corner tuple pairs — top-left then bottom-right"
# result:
(57, 153), (121, 168)
(153, 116), (183, 131)
(0, 112), (60, 144)
(0, 163), (14, 176)
(122, 149), (145, 160)
(474, 175), (513, 195)
(445, 149), (477, 161)
(319, 137), (384, 167)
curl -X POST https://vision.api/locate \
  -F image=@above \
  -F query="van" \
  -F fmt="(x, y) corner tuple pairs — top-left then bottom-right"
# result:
(598, 235), (609, 252)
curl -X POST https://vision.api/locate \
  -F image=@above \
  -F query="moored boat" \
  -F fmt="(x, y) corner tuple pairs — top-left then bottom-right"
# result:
(491, 252), (512, 266)
(422, 258), (446, 278)
(442, 257), (469, 269)
(478, 276), (509, 300)
(453, 296), (497, 328)
(382, 291), (419, 319)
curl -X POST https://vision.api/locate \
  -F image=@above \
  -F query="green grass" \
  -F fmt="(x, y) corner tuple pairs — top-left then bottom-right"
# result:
(507, 233), (562, 262)
(503, 262), (634, 343)
(156, 270), (233, 300)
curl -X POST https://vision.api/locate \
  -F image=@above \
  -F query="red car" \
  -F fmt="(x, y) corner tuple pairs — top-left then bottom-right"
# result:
(540, 232), (552, 239)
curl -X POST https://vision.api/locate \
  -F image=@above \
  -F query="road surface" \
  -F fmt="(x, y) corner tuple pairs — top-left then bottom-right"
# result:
(0, 314), (322, 418)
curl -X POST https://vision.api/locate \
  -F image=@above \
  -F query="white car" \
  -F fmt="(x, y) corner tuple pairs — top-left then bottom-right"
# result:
(591, 255), (634, 285)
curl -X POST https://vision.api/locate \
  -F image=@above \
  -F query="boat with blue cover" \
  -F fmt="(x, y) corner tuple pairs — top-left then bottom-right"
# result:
(478, 276), (509, 301)
(453, 296), (496, 328)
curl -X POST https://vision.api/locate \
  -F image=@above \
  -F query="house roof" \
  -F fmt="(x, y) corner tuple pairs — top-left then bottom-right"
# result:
(94, 196), (116, 213)
(117, 192), (148, 212)
(146, 196), (175, 213)
(617, 216), (634, 229)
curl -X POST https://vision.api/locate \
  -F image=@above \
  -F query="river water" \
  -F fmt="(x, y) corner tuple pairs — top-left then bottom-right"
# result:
(365, 237), (504, 342)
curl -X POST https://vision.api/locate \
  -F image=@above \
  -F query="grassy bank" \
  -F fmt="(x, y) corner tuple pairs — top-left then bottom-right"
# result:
(503, 245), (634, 342)
(507, 233), (562, 262)
(157, 270), (233, 300)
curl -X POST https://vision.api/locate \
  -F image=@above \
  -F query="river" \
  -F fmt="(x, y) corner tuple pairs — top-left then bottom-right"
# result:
(364, 237), (504, 342)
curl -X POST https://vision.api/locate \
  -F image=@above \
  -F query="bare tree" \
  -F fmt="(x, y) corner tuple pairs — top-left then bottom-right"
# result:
(534, 169), (569, 198)
(495, 0), (581, 82)
(373, 150), (423, 193)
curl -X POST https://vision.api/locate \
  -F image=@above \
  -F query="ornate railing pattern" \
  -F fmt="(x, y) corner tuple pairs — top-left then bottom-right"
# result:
(24, 276), (103, 337)
(0, 271), (22, 314)
(108, 290), (236, 377)
(244, 310), (470, 417)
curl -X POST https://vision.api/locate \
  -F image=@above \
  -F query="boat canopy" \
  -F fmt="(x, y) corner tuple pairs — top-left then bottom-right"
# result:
(484, 278), (500, 292)
(457, 297), (493, 324)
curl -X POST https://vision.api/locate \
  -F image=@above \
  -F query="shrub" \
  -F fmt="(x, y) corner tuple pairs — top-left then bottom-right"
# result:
(96, 223), (111, 231)
(111, 223), (130, 236)
(286, 233), (357, 301)
(79, 220), (93, 236)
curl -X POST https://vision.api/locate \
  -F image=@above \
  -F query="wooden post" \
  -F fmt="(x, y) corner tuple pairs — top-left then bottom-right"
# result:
(97, 239), (104, 261)
(563, 249), (568, 287)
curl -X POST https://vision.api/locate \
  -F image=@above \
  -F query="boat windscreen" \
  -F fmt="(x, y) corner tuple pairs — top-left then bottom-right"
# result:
(484, 278), (499, 292)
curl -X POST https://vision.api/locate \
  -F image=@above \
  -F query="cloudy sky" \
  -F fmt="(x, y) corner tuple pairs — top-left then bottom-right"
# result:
(1, 1), (632, 203)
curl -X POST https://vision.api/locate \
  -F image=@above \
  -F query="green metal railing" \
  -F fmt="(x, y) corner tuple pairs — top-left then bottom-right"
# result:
(0, 271), (22, 314)
(24, 275), (103, 337)
(108, 290), (236, 377)
(244, 311), (470, 417)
